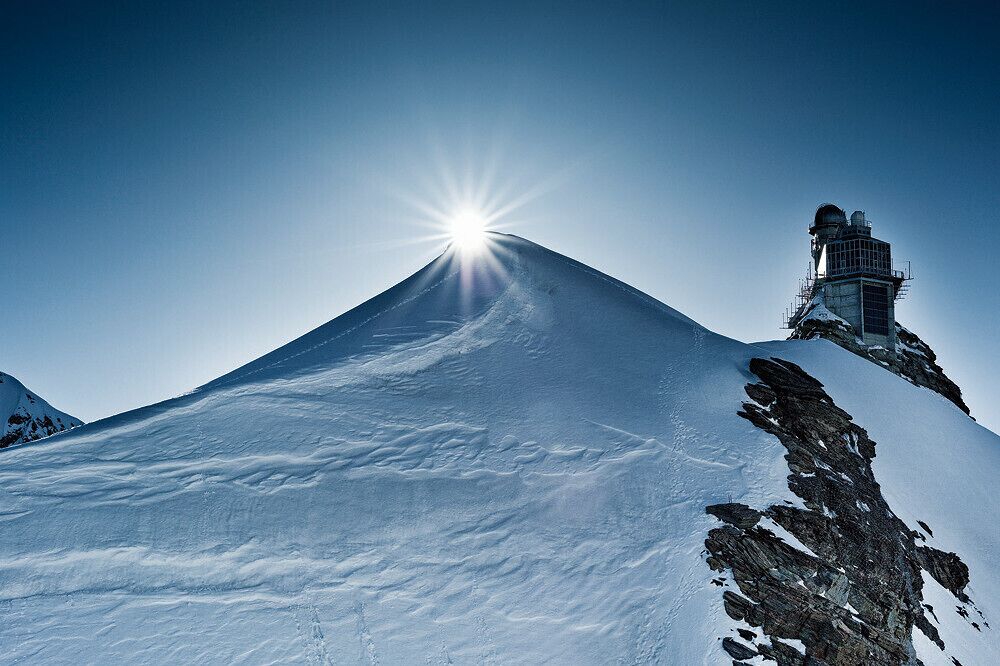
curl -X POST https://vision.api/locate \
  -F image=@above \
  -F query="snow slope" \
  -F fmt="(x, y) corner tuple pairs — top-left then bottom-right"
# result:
(0, 234), (995, 664)
(0, 371), (81, 447)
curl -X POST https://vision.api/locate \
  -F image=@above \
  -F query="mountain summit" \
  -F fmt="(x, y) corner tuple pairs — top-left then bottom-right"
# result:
(0, 371), (81, 447)
(1, 234), (996, 664)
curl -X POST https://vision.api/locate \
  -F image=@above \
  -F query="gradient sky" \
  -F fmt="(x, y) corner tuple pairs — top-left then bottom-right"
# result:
(3, 1), (998, 431)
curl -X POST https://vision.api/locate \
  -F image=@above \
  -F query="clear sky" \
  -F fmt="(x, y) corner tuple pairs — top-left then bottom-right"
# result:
(3, 1), (998, 431)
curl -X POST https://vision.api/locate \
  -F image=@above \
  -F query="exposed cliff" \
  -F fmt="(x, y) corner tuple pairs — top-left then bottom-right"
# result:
(705, 357), (986, 665)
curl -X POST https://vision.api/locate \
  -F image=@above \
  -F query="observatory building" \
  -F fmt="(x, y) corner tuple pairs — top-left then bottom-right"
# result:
(786, 204), (910, 350)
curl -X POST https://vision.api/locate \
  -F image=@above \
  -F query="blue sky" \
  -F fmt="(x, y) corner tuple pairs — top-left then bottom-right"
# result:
(3, 1), (998, 430)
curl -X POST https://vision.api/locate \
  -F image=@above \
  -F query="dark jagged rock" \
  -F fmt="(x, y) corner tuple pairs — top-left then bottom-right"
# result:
(707, 503), (762, 530)
(757, 638), (809, 665)
(704, 357), (982, 665)
(723, 590), (756, 622)
(916, 546), (971, 603)
(722, 636), (758, 660)
(789, 314), (970, 415)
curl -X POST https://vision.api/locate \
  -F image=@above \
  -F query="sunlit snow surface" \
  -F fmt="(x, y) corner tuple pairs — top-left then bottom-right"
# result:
(1, 235), (996, 663)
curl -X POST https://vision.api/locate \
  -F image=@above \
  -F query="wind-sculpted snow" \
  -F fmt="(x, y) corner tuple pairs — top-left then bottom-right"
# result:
(0, 235), (792, 664)
(0, 235), (996, 664)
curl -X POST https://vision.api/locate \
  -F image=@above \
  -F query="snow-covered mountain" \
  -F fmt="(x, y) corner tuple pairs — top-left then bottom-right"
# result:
(0, 371), (81, 448)
(0, 234), (995, 665)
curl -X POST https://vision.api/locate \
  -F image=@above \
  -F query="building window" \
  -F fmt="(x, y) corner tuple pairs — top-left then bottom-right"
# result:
(825, 238), (892, 278)
(863, 283), (890, 336)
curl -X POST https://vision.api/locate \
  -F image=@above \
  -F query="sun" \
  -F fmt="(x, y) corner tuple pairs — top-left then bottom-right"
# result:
(449, 208), (488, 251)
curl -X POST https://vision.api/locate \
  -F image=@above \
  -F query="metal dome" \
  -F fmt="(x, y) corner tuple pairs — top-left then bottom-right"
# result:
(813, 203), (848, 228)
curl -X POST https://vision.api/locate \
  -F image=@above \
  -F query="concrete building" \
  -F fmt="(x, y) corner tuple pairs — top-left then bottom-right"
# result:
(788, 204), (909, 350)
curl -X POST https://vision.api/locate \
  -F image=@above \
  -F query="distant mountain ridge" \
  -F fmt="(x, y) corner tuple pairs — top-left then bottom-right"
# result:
(0, 371), (82, 447)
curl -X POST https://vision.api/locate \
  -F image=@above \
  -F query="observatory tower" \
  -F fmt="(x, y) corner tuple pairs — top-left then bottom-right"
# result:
(786, 204), (910, 350)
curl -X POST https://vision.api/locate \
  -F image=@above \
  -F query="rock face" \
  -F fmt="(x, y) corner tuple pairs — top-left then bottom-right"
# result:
(790, 310), (969, 415)
(0, 371), (82, 448)
(705, 357), (983, 665)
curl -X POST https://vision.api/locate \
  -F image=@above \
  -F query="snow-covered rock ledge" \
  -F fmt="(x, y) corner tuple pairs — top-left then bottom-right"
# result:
(790, 304), (970, 416)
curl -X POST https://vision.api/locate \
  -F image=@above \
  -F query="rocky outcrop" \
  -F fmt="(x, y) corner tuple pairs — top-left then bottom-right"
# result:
(790, 312), (969, 415)
(0, 371), (82, 448)
(704, 357), (986, 665)
(893, 325), (969, 414)
(706, 503), (762, 530)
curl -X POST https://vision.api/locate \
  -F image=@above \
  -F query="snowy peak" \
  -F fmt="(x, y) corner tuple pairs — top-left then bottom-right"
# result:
(0, 371), (82, 448)
(199, 233), (705, 393)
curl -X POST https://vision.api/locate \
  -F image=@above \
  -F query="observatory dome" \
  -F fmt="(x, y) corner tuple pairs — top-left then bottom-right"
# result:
(813, 204), (848, 228)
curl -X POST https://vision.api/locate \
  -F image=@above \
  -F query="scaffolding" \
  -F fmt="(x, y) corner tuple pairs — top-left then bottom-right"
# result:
(892, 262), (914, 301)
(781, 260), (913, 329)
(781, 263), (820, 329)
